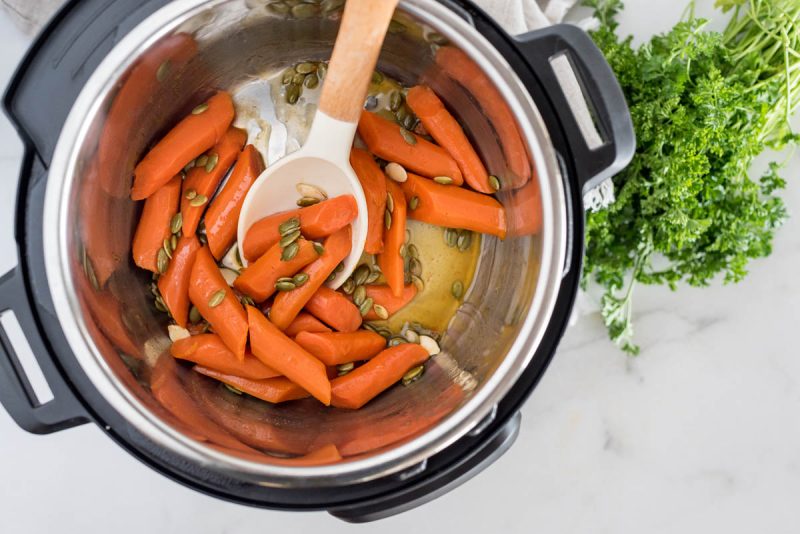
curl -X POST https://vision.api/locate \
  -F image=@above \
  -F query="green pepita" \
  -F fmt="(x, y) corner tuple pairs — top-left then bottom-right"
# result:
(281, 67), (295, 85)
(163, 238), (173, 258)
(170, 234), (178, 251)
(411, 274), (425, 291)
(384, 209), (392, 230)
(281, 242), (300, 261)
(156, 60), (171, 82)
(192, 103), (209, 115)
(373, 304), (389, 320)
(292, 72), (306, 85)
(407, 244), (419, 259)
(366, 271), (381, 284)
(189, 194), (208, 207)
(395, 106), (408, 122)
(335, 262), (344, 273)
(317, 62), (327, 79)
(403, 114), (416, 131)
(399, 127), (416, 145)
(386, 191), (394, 213)
(399, 243), (407, 258)
(154, 297), (168, 313)
(444, 228), (458, 247)
(457, 230), (472, 252)
(279, 217), (301, 235)
(426, 32), (448, 45)
(286, 84), (301, 104)
(321, 0), (345, 13)
(184, 160), (195, 173)
(208, 289), (226, 308)
(296, 62), (317, 74)
(337, 362), (354, 375)
(342, 278), (355, 295)
(353, 285), (367, 306)
(353, 264), (370, 286)
(451, 280), (464, 299)
(389, 91), (403, 111)
(297, 196), (321, 207)
(409, 196), (419, 210)
(224, 383), (243, 395)
(158, 246), (170, 272)
(170, 213), (183, 234)
(304, 73), (319, 89)
(402, 365), (424, 385)
(388, 336), (407, 347)
(313, 242), (325, 255)
(489, 174), (501, 191)
(240, 295), (255, 307)
(358, 297), (374, 317)
(275, 280), (297, 292)
(292, 272), (309, 286)
(409, 257), (422, 277)
(388, 20), (406, 34)
(205, 153), (219, 173)
(195, 154), (209, 167)
(433, 176), (454, 185)
(291, 3), (316, 18)
(185, 189), (197, 200)
(279, 229), (301, 248)
(268, 2), (290, 14)
(189, 306), (202, 324)
(378, 328), (393, 339)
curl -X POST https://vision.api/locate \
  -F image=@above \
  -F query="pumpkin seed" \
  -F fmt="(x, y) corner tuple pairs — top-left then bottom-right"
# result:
(189, 306), (202, 324)
(378, 328), (393, 339)
(342, 278), (355, 295)
(296, 183), (327, 200)
(281, 67), (295, 84)
(353, 285), (366, 306)
(171, 235), (178, 251)
(419, 335), (440, 355)
(268, 2), (290, 14)
(384, 209), (392, 230)
(358, 297), (374, 317)
(85, 259), (99, 291)
(353, 264), (370, 286)
(403, 114), (416, 131)
(389, 20), (407, 34)
(395, 106), (408, 122)
(385, 162), (407, 183)
(296, 62), (316, 74)
(208, 289), (226, 307)
(156, 60), (171, 82)
(321, 0), (344, 13)
(399, 127), (416, 145)
(297, 196), (321, 207)
(451, 280), (464, 299)
(163, 238), (173, 258)
(444, 228), (458, 247)
(317, 62), (327, 79)
(240, 295), (255, 306)
(286, 84), (301, 104)
(170, 213), (183, 234)
(292, 272), (309, 286)
(433, 176), (454, 185)
(411, 274), (425, 291)
(185, 189), (197, 200)
(362, 322), (378, 333)
(195, 154), (209, 167)
(291, 3), (316, 18)
(388, 336), (407, 347)
(426, 32), (448, 45)
(371, 71), (384, 84)
(189, 194), (208, 207)
(281, 242), (299, 261)
(222, 383), (243, 395)
(489, 174), (501, 191)
(386, 191), (395, 213)
(291, 72), (306, 86)
(407, 244), (419, 259)
(366, 271), (381, 284)
(184, 159), (195, 173)
(192, 103), (209, 115)
(327, 272), (336, 282)
(370, 263), (382, 273)
(156, 249), (168, 274)
(373, 304), (389, 320)
(409, 257), (422, 277)
(458, 230), (473, 252)
(205, 153), (219, 173)
(304, 73), (319, 89)
(313, 242), (325, 255)
(402, 365), (424, 385)
(279, 229), (301, 248)
(389, 91), (403, 111)
(279, 217), (301, 235)
(337, 362), (354, 375)
(154, 297), (168, 313)
(409, 196), (419, 210)
(399, 243), (407, 258)
(335, 262), (344, 273)
(404, 329), (420, 343)
(275, 280), (296, 292)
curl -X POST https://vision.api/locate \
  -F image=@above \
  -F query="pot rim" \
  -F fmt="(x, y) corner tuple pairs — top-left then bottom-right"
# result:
(42, 0), (567, 486)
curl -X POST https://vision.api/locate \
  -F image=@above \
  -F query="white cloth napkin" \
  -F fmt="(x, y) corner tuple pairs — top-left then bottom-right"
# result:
(1, 0), (578, 35)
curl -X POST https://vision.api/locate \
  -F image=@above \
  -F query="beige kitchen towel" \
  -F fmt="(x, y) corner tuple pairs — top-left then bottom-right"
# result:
(1, 0), (580, 35)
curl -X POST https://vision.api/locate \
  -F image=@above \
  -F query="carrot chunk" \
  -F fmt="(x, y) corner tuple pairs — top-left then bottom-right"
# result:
(304, 286), (363, 332)
(171, 334), (279, 380)
(158, 235), (201, 327)
(377, 178), (407, 297)
(132, 175), (182, 272)
(234, 238), (319, 302)
(284, 312), (333, 337)
(349, 148), (387, 254)
(194, 366), (310, 403)
(295, 331), (386, 366)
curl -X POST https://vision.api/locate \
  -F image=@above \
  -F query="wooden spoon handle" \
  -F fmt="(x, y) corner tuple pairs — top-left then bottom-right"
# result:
(318, 0), (400, 123)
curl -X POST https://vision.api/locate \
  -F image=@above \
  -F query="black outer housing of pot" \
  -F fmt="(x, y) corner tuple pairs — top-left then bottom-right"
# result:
(0, 0), (632, 522)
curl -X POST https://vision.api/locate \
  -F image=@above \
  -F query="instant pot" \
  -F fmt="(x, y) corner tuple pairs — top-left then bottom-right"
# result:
(0, 0), (633, 522)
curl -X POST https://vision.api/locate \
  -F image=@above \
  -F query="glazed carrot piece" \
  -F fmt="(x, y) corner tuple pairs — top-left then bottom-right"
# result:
(171, 334), (280, 380)
(241, 195), (357, 262)
(295, 331), (386, 366)
(507, 179), (543, 237)
(247, 306), (331, 405)
(377, 179), (406, 297)
(401, 173), (506, 239)
(132, 91), (235, 200)
(361, 283), (417, 321)
(194, 366), (310, 403)
(435, 47), (531, 188)
(270, 226), (352, 330)
(331, 344), (429, 409)
(132, 175), (182, 272)
(188, 246), (248, 360)
(234, 238), (319, 302)
(284, 312), (332, 337)
(349, 148), (387, 254)
(181, 127), (247, 236)
(304, 286), (363, 332)
(204, 145), (265, 259)
(406, 85), (493, 194)
(157, 235), (201, 327)
(357, 111), (463, 185)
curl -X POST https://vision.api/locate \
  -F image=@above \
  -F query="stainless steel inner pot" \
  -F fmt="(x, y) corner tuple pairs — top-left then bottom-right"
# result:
(43, 0), (566, 486)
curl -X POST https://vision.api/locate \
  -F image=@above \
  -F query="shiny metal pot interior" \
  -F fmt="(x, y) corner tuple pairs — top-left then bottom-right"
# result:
(43, 0), (566, 486)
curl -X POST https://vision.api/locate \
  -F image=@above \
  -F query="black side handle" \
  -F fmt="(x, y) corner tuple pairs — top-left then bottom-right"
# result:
(516, 24), (634, 196)
(0, 263), (88, 434)
(328, 411), (521, 522)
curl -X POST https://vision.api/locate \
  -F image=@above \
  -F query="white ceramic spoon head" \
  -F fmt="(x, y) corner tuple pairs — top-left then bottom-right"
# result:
(237, 0), (399, 288)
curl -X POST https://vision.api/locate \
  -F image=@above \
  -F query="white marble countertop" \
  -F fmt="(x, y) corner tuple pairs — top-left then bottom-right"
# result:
(1, 2), (799, 533)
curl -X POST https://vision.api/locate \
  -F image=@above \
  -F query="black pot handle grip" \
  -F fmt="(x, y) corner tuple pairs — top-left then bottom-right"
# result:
(516, 24), (635, 196)
(328, 411), (521, 522)
(0, 264), (88, 434)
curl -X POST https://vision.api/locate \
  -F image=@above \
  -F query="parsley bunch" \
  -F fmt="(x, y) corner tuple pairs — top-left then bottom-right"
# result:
(582, 0), (799, 353)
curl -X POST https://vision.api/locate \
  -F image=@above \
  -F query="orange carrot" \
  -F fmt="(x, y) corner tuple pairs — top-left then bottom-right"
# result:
(241, 195), (357, 262)
(194, 366), (310, 403)
(349, 148), (387, 254)
(269, 226), (352, 331)
(507, 179), (543, 237)
(188, 246), (248, 360)
(295, 331), (386, 366)
(435, 47), (531, 188)
(304, 286), (363, 333)
(357, 110), (463, 185)
(204, 145), (265, 259)
(247, 305), (331, 405)
(171, 334), (279, 380)
(269, 444), (342, 466)
(401, 173), (506, 238)
(132, 175), (182, 272)
(180, 127), (247, 236)
(361, 284), (417, 321)
(234, 238), (319, 302)
(284, 312), (332, 337)
(406, 85), (493, 194)
(377, 178), (406, 297)
(157, 235), (201, 327)
(331, 344), (429, 409)
(132, 91), (235, 200)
